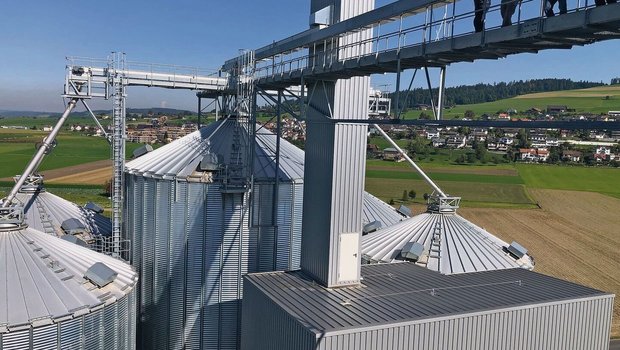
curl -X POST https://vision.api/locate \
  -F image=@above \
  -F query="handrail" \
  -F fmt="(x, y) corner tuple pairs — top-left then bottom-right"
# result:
(251, 0), (599, 81)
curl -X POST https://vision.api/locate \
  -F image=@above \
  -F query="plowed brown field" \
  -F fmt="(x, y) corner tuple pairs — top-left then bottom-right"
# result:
(460, 189), (620, 337)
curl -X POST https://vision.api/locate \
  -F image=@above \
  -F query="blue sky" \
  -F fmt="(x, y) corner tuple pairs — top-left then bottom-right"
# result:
(0, 0), (618, 112)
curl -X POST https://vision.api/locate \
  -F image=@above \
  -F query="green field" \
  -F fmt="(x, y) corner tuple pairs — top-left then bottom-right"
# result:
(365, 158), (619, 207)
(403, 85), (620, 119)
(517, 164), (620, 198)
(0, 129), (143, 178)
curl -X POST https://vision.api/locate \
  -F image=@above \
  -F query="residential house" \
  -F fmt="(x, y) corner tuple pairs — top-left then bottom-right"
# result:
(426, 129), (440, 140)
(382, 148), (406, 161)
(432, 137), (446, 148)
(497, 113), (510, 120)
(445, 135), (467, 149)
(562, 150), (582, 162)
(471, 128), (488, 142)
(519, 148), (549, 162)
(42, 125), (53, 132)
(547, 105), (568, 114)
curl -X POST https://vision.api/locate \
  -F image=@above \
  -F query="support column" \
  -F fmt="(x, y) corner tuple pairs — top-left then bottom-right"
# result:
(437, 66), (447, 120)
(197, 95), (202, 129)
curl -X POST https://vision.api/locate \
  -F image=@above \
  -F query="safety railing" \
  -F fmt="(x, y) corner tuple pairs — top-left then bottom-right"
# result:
(254, 0), (602, 80)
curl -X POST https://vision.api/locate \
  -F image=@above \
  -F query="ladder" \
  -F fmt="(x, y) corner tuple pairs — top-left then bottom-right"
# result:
(426, 221), (443, 269)
(110, 53), (126, 258)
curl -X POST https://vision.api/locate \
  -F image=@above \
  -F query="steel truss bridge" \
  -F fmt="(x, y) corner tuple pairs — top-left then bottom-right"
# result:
(2, 0), (620, 254)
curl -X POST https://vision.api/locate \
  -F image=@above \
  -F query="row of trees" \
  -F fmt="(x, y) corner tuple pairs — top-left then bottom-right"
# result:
(388, 78), (604, 109)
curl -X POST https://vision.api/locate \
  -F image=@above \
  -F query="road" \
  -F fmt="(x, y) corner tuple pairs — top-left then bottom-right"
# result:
(611, 339), (620, 350)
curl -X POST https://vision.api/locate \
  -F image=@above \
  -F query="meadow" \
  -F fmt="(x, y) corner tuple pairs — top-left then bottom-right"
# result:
(0, 129), (143, 179)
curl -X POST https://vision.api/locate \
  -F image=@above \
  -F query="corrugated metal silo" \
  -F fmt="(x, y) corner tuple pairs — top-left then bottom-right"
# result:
(0, 224), (137, 350)
(10, 177), (111, 248)
(124, 118), (403, 350)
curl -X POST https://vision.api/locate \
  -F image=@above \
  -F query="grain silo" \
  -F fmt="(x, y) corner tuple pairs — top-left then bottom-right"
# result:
(0, 222), (137, 350)
(124, 117), (403, 350)
(361, 195), (535, 274)
(9, 175), (112, 250)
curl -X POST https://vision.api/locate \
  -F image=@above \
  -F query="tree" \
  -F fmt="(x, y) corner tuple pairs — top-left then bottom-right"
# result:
(389, 198), (395, 205)
(419, 111), (432, 120)
(456, 154), (466, 164)
(408, 190), (417, 200)
(464, 110), (476, 119)
(103, 178), (113, 197)
(402, 190), (408, 202)
(423, 193), (430, 201)
(467, 153), (477, 163)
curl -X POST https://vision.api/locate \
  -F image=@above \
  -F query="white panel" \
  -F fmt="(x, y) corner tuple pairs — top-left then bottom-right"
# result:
(338, 232), (360, 283)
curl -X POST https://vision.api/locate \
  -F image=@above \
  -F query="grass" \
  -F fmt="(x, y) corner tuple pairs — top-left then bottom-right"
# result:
(365, 178), (535, 207)
(517, 164), (620, 197)
(0, 115), (111, 128)
(366, 169), (524, 184)
(0, 129), (143, 178)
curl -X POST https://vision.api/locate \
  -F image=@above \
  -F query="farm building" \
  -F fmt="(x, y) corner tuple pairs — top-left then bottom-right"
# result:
(241, 262), (613, 350)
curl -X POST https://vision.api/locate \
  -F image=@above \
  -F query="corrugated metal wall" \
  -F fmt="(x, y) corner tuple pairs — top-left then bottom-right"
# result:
(0, 292), (136, 350)
(251, 182), (304, 272)
(302, 0), (374, 287)
(241, 286), (614, 350)
(127, 174), (260, 350)
(316, 295), (614, 350)
(240, 279), (316, 350)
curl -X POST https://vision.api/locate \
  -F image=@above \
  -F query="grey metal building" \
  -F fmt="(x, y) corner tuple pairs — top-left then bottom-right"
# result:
(0, 225), (137, 350)
(124, 118), (402, 350)
(241, 262), (614, 350)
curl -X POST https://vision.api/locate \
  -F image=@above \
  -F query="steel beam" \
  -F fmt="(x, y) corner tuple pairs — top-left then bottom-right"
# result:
(331, 119), (620, 130)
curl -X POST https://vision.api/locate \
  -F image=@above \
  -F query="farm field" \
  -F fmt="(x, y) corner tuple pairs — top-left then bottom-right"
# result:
(0, 129), (143, 179)
(460, 189), (620, 337)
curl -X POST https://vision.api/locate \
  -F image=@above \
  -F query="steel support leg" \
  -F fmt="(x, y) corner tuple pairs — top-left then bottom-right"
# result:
(424, 67), (437, 120)
(198, 96), (202, 129)
(394, 58), (402, 118)
(437, 66), (447, 120)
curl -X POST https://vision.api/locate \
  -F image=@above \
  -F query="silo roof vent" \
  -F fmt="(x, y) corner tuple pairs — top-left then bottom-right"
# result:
(199, 152), (220, 171)
(61, 234), (89, 248)
(84, 202), (104, 214)
(397, 205), (412, 217)
(400, 242), (425, 262)
(61, 218), (87, 235)
(507, 241), (528, 259)
(84, 262), (118, 288)
(132, 144), (154, 158)
(362, 221), (382, 235)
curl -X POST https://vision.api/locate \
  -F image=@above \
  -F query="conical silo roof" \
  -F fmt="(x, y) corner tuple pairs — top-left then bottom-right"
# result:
(126, 118), (403, 225)
(362, 192), (405, 227)
(12, 189), (111, 242)
(362, 211), (534, 274)
(0, 226), (137, 333)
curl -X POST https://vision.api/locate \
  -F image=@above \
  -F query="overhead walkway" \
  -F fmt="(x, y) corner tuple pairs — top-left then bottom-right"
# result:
(252, 1), (620, 89)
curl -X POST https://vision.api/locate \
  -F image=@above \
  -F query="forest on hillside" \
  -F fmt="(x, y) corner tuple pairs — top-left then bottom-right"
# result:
(389, 78), (605, 108)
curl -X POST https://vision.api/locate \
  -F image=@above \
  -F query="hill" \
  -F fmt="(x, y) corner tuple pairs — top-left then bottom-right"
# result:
(403, 85), (620, 118)
(0, 107), (194, 118)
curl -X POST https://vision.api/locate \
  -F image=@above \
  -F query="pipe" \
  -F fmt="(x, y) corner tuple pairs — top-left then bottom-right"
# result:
(3, 96), (81, 207)
(372, 124), (447, 198)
